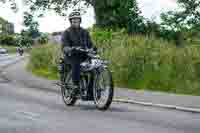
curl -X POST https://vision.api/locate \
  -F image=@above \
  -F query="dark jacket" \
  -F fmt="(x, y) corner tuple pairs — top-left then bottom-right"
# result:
(61, 27), (93, 52)
(61, 27), (93, 64)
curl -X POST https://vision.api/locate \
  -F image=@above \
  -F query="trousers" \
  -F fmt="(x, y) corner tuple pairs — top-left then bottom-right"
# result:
(64, 53), (87, 85)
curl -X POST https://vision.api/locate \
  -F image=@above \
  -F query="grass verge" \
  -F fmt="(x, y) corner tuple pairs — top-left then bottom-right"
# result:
(27, 29), (200, 96)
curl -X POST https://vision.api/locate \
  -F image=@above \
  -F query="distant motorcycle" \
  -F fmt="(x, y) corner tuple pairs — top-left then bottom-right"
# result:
(17, 47), (24, 56)
(58, 47), (114, 110)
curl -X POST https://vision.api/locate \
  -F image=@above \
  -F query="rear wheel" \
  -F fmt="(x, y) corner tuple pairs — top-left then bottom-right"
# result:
(61, 71), (77, 106)
(93, 68), (114, 110)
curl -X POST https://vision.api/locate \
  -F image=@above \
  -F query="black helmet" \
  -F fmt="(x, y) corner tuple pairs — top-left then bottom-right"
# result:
(68, 11), (81, 21)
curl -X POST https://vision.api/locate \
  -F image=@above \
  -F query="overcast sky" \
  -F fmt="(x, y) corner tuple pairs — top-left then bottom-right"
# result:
(0, 0), (177, 33)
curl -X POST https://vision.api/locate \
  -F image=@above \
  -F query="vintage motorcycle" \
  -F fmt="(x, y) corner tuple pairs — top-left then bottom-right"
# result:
(17, 47), (24, 56)
(58, 47), (114, 110)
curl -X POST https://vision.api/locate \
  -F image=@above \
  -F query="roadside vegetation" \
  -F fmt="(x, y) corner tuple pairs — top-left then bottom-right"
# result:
(27, 28), (200, 96)
(27, 43), (60, 80)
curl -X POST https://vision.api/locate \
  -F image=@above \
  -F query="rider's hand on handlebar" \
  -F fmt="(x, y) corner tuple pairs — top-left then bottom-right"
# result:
(63, 47), (72, 53)
(64, 46), (97, 55)
(64, 46), (82, 53)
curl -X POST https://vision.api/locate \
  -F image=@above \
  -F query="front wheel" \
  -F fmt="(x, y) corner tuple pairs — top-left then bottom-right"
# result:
(93, 68), (114, 110)
(61, 71), (77, 106)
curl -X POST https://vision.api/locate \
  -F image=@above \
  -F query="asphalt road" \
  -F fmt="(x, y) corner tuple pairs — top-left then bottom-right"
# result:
(0, 54), (22, 68)
(1, 81), (200, 133)
(0, 55), (200, 133)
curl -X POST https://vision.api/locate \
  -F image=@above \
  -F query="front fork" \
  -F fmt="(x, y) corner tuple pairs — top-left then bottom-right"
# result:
(80, 72), (95, 101)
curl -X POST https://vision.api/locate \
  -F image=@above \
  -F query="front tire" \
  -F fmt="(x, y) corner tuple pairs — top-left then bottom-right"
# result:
(61, 71), (77, 106)
(93, 68), (114, 110)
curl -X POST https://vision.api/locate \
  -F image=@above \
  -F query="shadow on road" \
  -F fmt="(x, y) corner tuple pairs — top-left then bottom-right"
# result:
(75, 103), (133, 113)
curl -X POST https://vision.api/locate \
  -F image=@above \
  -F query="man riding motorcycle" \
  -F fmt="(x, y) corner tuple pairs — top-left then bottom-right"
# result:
(61, 11), (96, 96)
(17, 45), (24, 56)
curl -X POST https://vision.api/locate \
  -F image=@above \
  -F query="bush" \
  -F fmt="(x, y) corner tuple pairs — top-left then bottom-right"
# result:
(92, 28), (200, 95)
(20, 36), (34, 47)
(38, 34), (49, 44)
(28, 44), (61, 79)
(28, 29), (200, 95)
(0, 35), (17, 46)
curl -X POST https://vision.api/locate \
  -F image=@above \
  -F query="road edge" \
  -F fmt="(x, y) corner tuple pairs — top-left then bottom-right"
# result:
(0, 55), (27, 71)
(0, 55), (27, 82)
(114, 99), (200, 113)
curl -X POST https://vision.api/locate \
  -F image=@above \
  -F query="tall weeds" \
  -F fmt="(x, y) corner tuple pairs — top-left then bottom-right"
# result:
(28, 29), (200, 95)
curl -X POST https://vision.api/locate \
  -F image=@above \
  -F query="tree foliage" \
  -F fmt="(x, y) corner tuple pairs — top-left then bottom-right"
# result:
(0, 0), (18, 12)
(127, 0), (145, 34)
(161, 0), (200, 30)
(17, 30), (34, 47)
(1, 0), (145, 34)
(0, 34), (16, 45)
(23, 0), (92, 17)
(23, 11), (40, 38)
(160, 0), (200, 45)
(23, 0), (143, 31)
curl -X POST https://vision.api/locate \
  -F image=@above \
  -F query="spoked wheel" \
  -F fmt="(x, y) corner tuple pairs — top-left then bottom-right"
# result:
(93, 68), (114, 110)
(61, 71), (77, 106)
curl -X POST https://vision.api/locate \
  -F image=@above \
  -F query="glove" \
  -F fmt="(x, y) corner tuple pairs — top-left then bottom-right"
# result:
(63, 47), (72, 54)
(64, 47), (81, 56)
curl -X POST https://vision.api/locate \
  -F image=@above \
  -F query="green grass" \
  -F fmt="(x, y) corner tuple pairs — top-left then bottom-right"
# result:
(27, 64), (59, 80)
(27, 29), (200, 96)
(27, 43), (60, 80)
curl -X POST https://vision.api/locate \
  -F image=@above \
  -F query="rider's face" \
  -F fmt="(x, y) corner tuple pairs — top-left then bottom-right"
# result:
(71, 18), (81, 28)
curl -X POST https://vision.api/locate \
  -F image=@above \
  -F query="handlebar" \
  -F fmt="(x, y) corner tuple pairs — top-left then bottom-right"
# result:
(70, 47), (96, 54)
(63, 47), (108, 62)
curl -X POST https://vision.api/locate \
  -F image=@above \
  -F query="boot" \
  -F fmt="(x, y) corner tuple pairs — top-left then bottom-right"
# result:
(71, 81), (80, 97)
